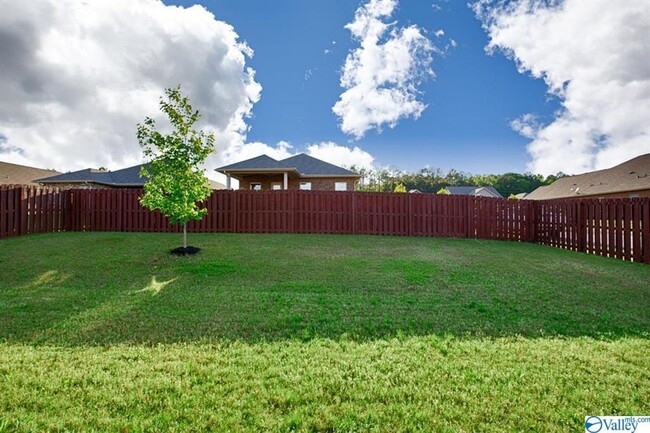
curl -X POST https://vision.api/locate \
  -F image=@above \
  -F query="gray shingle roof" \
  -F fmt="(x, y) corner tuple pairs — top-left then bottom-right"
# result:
(216, 153), (360, 177)
(526, 153), (650, 200)
(279, 154), (359, 176)
(447, 186), (502, 198)
(36, 164), (149, 186)
(217, 155), (292, 171)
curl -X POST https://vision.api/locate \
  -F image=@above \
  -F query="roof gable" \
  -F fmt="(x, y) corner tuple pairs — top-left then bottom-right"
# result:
(217, 155), (291, 171)
(216, 153), (360, 177)
(279, 154), (359, 176)
(526, 153), (650, 200)
(0, 161), (61, 186)
(446, 186), (502, 198)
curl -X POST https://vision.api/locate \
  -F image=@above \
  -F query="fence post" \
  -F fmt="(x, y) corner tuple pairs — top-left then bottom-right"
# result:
(465, 196), (475, 239)
(351, 191), (356, 235)
(528, 200), (536, 243)
(14, 186), (22, 236)
(20, 186), (28, 236)
(576, 201), (585, 252)
(407, 193), (413, 236)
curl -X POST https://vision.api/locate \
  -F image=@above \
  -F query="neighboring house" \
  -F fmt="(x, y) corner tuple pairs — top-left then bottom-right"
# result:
(216, 154), (361, 191)
(0, 161), (61, 186)
(525, 153), (650, 200)
(446, 186), (503, 198)
(36, 163), (225, 189)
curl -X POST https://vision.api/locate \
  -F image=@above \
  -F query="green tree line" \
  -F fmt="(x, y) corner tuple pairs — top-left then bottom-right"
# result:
(348, 166), (565, 197)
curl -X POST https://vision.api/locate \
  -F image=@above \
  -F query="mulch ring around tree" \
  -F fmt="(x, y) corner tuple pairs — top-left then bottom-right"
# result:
(170, 246), (201, 256)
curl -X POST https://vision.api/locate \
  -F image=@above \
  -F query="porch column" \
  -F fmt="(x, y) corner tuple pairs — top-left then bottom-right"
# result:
(283, 172), (288, 190)
(226, 174), (231, 190)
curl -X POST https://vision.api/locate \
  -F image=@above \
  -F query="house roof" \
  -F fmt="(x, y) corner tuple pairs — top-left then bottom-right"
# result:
(216, 153), (360, 178)
(36, 163), (226, 189)
(447, 186), (503, 198)
(0, 161), (61, 186)
(525, 153), (650, 200)
(217, 154), (292, 172)
(280, 154), (359, 177)
(36, 164), (149, 186)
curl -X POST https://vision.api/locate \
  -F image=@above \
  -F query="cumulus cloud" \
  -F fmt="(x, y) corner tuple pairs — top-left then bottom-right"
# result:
(332, 0), (436, 139)
(0, 0), (261, 172)
(305, 142), (375, 170)
(224, 140), (375, 170)
(475, 0), (650, 175)
(224, 140), (294, 163)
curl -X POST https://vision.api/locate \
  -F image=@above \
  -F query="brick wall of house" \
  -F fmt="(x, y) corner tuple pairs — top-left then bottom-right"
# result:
(238, 176), (358, 191)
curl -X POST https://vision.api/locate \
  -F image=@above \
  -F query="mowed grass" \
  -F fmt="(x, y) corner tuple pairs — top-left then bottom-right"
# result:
(0, 232), (649, 432)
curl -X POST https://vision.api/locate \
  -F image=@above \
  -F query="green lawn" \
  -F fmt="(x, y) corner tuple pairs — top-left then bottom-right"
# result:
(1, 232), (649, 432)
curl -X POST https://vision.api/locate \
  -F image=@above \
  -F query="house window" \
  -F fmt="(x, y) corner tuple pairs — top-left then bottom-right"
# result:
(629, 193), (640, 199)
(272, 183), (282, 190)
(335, 182), (347, 191)
(300, 182), (312, 190)
(250, 183), (261, 191)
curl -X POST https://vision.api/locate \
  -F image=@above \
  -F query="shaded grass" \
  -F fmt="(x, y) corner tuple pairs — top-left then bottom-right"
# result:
(0, 232), (649, 431)
(1, 232), (648, 344)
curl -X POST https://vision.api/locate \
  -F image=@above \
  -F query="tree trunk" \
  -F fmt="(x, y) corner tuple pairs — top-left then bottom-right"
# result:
(183, 222), (187, 249)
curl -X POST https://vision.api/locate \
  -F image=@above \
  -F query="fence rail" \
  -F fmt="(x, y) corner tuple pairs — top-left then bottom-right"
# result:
(1, 185), (648, 263)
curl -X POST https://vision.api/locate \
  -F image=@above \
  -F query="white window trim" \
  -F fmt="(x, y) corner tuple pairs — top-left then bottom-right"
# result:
(335, 182), (347, 191)
(299, 182), (312, 190)
(271, 183), (282, 190)
(250, 182), (262, 191)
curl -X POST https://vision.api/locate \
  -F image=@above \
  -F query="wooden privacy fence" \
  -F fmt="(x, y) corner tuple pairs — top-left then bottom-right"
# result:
(1, 185), (649, 263)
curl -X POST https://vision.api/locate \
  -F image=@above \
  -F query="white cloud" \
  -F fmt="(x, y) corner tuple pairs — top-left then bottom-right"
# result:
(332, 0), (436, 139)
(306, 142), (375, 170)
(224, 140), (294, 163)
(475, 0), (650, 175)
(0, 1), (261, 172)
(224, 140), (375, 171)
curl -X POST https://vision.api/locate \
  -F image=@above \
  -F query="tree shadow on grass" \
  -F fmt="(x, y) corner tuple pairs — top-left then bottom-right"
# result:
(2, 232), (649, 346)
(2, 271), (648, 347)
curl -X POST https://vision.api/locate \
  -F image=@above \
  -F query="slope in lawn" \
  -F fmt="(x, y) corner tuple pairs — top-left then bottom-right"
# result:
(1, 232), (648, 344)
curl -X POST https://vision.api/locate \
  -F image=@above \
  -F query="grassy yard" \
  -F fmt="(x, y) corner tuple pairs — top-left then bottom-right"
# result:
(0, 232), (649, 431)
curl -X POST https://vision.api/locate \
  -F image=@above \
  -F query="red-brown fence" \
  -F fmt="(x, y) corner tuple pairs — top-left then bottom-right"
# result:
(1, 185), (648, 263)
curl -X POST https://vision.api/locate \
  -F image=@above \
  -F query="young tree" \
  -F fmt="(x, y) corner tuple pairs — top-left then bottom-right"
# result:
(393, 183), (407, 193)
(137, 85), (215, 252)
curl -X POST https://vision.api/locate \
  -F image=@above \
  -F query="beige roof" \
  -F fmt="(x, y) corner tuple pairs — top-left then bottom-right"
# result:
(207, 179), (226, 190)
(525, 154), (650, 200)
(0, 161), (60, 186)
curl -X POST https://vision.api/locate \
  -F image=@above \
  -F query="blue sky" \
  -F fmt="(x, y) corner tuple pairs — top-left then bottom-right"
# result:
(169, 0), (559, 174)
(1, 1), (647, 177)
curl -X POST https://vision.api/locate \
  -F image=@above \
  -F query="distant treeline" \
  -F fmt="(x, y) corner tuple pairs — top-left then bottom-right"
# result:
(348, 166), (566, 197)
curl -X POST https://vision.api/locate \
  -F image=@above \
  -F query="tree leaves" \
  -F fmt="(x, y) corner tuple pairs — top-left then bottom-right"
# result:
(138, 85), (215, 226)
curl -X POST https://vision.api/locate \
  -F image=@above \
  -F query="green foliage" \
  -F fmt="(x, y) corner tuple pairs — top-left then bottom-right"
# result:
(350, 165), (562, 196)
(138, 86), (215, 227)
(393, 183), (407, 193)
(436, 187), (449, 195)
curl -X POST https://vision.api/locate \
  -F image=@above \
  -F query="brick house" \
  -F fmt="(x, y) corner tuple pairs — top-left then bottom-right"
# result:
(216, 154), (361, 191)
